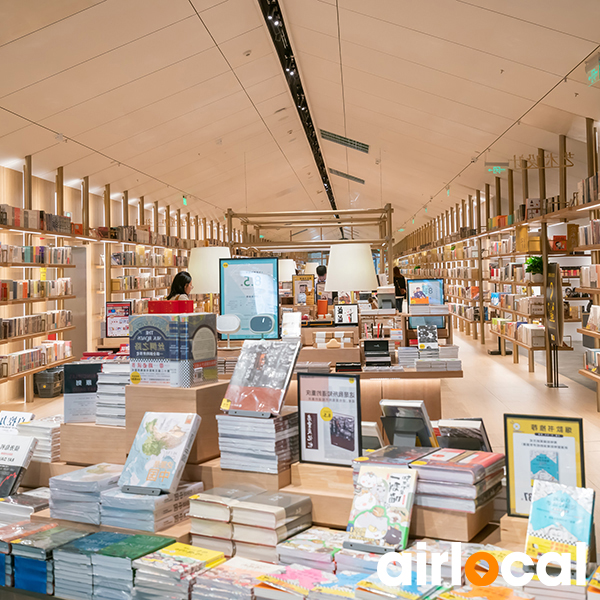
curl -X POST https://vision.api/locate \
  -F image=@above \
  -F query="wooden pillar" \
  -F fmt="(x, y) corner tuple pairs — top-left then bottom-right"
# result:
(176, 209), (181, 238)
(461, 199), (466, 231)
(541, 220), (553, 384)
(484, 183), (490, 229)
(538, 148), (546, 202)
(166, 205), (171, 236)
(23, 155), (32, 210)
(153, 201), (159, 234)
(186, 212), (191, 239)
(138, 196), (144, 227)
(202, 218), (207, 241)
(122, 190), (129, 227)
(475, 190), (481, 232)
(81, 176), (90, 236)
(495, 176), (501, 217)
(522, 159), (529, 204)
(195, 217), (200, 241)
(104, 184), (111, 228)
(508, 169), (514, 217)
(450, 207), (455, 234)
(587, 117), (596, 178)
(559, 135), (567, 209)
(56, 166), (64, 216)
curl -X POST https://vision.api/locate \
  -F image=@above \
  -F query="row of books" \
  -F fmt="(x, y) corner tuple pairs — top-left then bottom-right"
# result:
(0, 277), (72, 301)
(0, 206), (72, 234)
(485, 237), (516, 256)
(0, 339), (72, 377)
(110, 250), (188, 267)
(488, 262), (532, 282)
(96, 225), (196, 249)
(217, 354), (238, 375)
(446, 284), (479, 300)
(581, 264), (600, 288)
(447, 302), (488, 322)
(0, 309), (72, 340)
(110, 274), (173, 292)
(409, 304), (449, 315)
(490, 318), (545, 347)
(0, 245), (72, 265)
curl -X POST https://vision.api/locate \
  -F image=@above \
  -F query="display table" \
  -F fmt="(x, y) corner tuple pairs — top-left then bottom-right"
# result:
(60, 423), (127, 465)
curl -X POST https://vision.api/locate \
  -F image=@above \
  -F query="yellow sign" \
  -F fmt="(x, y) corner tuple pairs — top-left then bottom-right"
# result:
(222, 262), (228, 268)
(130, 372), (141, 385)
(515, 225), (528, 253)
(320, 407), (333, 421)
(221, 398), (231, 411)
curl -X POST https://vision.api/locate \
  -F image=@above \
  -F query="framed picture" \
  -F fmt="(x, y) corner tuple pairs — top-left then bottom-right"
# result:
(219, 258), (279, 339)
(504, 414), (585, 517)
(106, 301), (131, 338)
(334, 303), (359, 325)
(298, 373), (362, 467)
(292, 274), (315, 305)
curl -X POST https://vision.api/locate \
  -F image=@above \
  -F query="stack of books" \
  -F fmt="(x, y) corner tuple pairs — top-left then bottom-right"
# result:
(96, 361), (130, 427)
(53, 531), (130, 600)
(91, 534), (176, 600)
(132, 542), (226, 600)
(216, 407), (299, 474)
(100, 480), (203, 532)
(276, 527), (348, 573)
(334, 548), (380, 573)
(0, 488), (50, 526)
(11, 525), (87, 595)
(190, 485), (265, 558)
(0, 435), (37, 496)
(439, 345), (460, 359)
(49, 463), (123, 525)
(192, 556), (284, 599)
(396, 347), (419, 368)
(409, 448), (505, 513)
(294, 362), (331, 374)
(16, 416), (61, 463)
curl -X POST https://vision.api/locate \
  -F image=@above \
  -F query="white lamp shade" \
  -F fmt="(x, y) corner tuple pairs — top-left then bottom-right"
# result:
(279, 259), (297, 282)
(187, 246), (231, 294)
(325, 243), (378, 292)
(304, 262), (320, 276)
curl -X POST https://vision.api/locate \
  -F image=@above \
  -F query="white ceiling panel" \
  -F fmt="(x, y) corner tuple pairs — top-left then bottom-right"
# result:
(197, 0), (264, 44)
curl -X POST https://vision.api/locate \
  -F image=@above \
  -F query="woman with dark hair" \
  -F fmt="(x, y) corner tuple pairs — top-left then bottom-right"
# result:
(393, 266), (406, 313)
(167, 271), (193, 300)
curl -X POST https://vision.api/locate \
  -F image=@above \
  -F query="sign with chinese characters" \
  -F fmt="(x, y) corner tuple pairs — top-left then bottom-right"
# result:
(292, 274), (315, 305)
(504, 414), (584, 517)
(510, 152), (575, 170)
(63, 362), (103, 423)
(545, 262), (564, 346)
(298, 373), (362, 467)
(0, 411), (34, 435)
(219, 257), (279, 339)
(106, 301), (132, 338)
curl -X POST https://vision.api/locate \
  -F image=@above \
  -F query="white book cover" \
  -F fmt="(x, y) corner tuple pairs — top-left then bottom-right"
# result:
(0, 411), (35, 435)
(118, 412), (201, 494)
(0, 435), (37, 467)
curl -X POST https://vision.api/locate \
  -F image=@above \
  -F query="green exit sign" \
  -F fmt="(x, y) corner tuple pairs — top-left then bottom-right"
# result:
(183, 196), (187, 206)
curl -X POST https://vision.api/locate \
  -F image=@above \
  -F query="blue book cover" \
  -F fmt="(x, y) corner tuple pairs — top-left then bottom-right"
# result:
(53, 531), (130, 557)
(14, 555), (49, 574)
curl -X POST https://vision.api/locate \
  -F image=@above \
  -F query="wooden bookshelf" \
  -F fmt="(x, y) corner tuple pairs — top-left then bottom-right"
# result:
(0, 262), (76, 268)
(0, 294), (76, 306)
(577, 328), (600, 339)
(111, 286), (168, 295)
(0, 325), (75, 345)
(0, 355), (75, 384)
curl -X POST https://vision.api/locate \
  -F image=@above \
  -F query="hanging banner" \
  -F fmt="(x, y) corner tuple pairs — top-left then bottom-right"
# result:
(545, 262), (564, 345)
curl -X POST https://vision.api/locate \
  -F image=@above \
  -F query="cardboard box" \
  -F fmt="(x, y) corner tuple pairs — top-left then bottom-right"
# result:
(125, 381), (227, 464)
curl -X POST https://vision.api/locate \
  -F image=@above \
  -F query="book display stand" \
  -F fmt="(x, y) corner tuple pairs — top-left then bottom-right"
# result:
(380, 415), (429, 447)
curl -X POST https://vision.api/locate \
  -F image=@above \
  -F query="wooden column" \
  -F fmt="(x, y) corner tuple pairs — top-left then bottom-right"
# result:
(138, 196), (144, 227)
(475, 190), (485, 344)
(559, 135), (567, 209)
(202, 218), (207, 241)
(495, 176), (501, 217)
(104, 184), (111, 229)
(450, 207), (455, 235)
(186, 212), (191, 240)
(23, 156), (33, 402)
(23, 155), (32, 210)
(538, 148), (546, 202)
(56, 167), (64, 216)
(541, 220), (553, 383)
(176, 209), (181, 238)
(122, 191), (129, 227)
(522, 160), (529, 203)
(508, 169), (514, 217)
(81, 176), (90, 236)
(195, 217), (200, 241)
(461, 199), (466, 231)
(475, 190), (481, 232)
(587, 117), (596, 178)
(153, 201), (159, 234)
(166, 205), (171, 236)
(484, 183), (490, 229)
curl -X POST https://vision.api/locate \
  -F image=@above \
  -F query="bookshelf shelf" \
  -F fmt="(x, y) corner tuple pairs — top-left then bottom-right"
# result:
(111, 286), (168, 296)
(0, 355), (76, 384)
(0, 262), (76, 268)
(577, 328), (600, 339)
(0, 325), (75, 346)
(0, 295), (76, 306)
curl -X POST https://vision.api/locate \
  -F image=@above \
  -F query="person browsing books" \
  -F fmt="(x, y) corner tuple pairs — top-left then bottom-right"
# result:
(167, 271), (193, 300)
(393, 266), (406, 312)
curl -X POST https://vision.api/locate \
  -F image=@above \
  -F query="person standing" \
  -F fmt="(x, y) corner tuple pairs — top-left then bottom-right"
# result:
(167, 271), (193, 300)
(393, 266), (406, 313)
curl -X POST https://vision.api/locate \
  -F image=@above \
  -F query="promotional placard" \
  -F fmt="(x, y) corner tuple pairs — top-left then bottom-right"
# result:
(292, 274), (315, 305)
(504, 414), (585, 517)
(298, 373), (361, 467)
(334, 303), (359, 325)
(545, 262), (564, 345)
(219, 258), (279, 339)
(106, 301), (132, 338)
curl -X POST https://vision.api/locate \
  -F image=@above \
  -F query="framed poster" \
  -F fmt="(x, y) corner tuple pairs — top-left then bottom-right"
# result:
(106, 301), (131, 338)
(334, 303), (359, 325)
(292, 275), (315, 305)
(504, 414), (585, 517)
(219, 258), (279, 339)
(298, 373), (362, 467)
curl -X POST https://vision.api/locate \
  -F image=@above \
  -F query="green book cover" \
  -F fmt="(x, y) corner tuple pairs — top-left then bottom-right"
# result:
(98, 534), (176, 560)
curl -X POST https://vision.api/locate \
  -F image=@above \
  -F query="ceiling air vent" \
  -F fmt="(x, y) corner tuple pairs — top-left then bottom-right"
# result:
(329, 168), (365, 185)
(320, 130), (369, 154)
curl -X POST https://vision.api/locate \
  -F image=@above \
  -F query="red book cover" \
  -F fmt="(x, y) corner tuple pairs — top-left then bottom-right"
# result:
(410, 449), (504, 484)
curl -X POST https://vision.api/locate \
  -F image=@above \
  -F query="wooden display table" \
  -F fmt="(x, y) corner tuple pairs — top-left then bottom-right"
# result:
(30, 509), (190, 543)
(21, 461), (81, 488)
(126, 381), (228, 465)
(500, 514), (528, 548)
(60, 423), (127, 465)
(298, 347), (361, 363)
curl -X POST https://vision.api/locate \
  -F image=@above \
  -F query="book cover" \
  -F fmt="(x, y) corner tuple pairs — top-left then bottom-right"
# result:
(96, 534), (175, 561)
(417, 324), (439, 350)
(49, 463), (122, 492)
(354, 446), (437, 470)
(437, 418), (493, 452)
(0, 435), (37, 496)
(119, 412), (201, 494)
(259, 563), (337, 596)
(0, 411), (34, 435)
(193, 556), (284, 591)
(347, 465), (417, 551)
(0, 522), (58, 553)
(526, 480), (595, 564)
(132, 542), (225, 577)
(63, 363), (102, 395)
(588, 565), (600, 595)
(356, 566), (439, 599)
(11, 526), (88, 559)
(380, 400), (439, 448)
(277, 527), (348, 562)
(438, 584), (534, 599)
(54, 531), (130, 557)
(307, 570), (365, 598)
(0, 493), (49, 514)
(223, 339), (301, 416)
(102, 481), (203, 510)
(232, 490), (312, 526)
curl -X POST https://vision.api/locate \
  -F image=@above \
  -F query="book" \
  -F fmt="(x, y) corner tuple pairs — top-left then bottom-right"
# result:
(309, 570), (376, 599)
(101, 480), (203, 510)
(526, 480), (595, 564)
(437, 585), (534, 599)
(379, 400), (439, 448)
(0, 435), (37, 496)
(353, 446), (437, 484)
(335, 548), (381, 573)
(222, 339), (301, 416)
(119, 412), (201, 494)
(409, 449), (505, 484)
(346, 465), (417, 552)
(11, 525), (88, 559)
(416, 470), (504, 500)
(233, 513), (313, 546)
(189, 484), (266, 522)
(437, 418), (493, 452)
(414, 482), (503, 513)
(50, 463), (122, 492)
(355, 566), (439, 599)
(0, 411), (34, 434)
(0, 522), (58, 554)
(0, 492), (49, 523)
(93, 534), (176, 567)
(53, 531), (131, 563)
(258, 563), (339, 596)
(416, 324), (439, 350)
(277, 527), (348, 571)
(231, 490), (312, 528)
(190, 534), (234, 558)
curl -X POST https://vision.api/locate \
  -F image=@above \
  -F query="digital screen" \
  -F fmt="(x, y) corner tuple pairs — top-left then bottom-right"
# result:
(407, 279), (444, 306)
